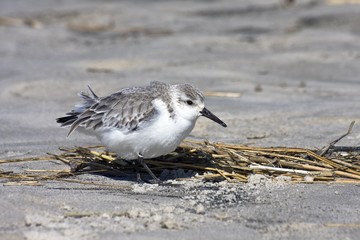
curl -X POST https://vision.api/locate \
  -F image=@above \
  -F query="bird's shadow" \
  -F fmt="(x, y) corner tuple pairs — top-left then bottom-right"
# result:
(68, 155), (203, 184)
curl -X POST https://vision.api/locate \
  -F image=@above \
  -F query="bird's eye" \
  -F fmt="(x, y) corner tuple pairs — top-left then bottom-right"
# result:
(186, 100), (194, 105)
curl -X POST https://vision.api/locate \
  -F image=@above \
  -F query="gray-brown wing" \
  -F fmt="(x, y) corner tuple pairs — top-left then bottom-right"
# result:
(67, 92), (157, 136)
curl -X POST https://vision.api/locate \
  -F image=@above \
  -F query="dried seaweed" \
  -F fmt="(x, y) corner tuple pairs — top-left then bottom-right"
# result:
(1, 123), (360, 185)
(0, 141), (359, 184)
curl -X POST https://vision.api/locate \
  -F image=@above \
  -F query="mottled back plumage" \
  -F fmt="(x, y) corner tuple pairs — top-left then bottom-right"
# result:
(57, 81), (172, 136)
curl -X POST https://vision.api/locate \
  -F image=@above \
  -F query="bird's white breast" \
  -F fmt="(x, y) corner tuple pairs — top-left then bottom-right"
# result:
(97, 99), (196, 160)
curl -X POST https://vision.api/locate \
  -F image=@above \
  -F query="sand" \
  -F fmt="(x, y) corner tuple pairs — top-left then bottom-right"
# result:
(1, 0), (360, 239)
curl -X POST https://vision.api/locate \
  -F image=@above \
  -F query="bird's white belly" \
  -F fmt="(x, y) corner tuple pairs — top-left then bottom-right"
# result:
(98, 113), (195, 160)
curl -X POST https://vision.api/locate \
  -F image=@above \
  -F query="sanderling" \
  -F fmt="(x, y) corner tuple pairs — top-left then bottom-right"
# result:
(57, 81), (227, 182)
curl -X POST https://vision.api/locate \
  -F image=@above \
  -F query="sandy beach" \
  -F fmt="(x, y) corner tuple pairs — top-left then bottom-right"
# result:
(1, 0), (360, 239)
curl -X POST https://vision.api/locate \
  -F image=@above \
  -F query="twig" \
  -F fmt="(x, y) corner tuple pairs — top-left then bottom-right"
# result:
(249, 164), (312, 175)
(320, 121), (355, 156)
(327, 146), (360, 152)
(204, 91), (241, 98)
(325, 223), (360, 228)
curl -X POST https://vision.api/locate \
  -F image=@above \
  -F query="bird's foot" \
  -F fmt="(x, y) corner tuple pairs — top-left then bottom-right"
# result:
(148, 177), (161, 184)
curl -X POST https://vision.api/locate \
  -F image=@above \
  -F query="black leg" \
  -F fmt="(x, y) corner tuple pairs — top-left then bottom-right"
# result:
(133, 161), (144, 183)
(122, 159), (143, 183)
(137, 153), (160, 183)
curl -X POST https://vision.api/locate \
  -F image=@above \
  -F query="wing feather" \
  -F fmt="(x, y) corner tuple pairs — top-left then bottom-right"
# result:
(67, 92), (158, 136)
(66, 82), (169, 136)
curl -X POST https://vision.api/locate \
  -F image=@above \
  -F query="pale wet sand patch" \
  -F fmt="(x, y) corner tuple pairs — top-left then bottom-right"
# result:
(75, 59), (163, 73)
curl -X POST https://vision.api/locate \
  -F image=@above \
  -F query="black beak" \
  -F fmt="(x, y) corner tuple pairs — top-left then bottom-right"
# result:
(200, 108), (227, 127)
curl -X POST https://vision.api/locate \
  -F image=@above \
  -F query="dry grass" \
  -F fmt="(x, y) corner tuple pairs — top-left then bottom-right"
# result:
(0, 138), (359, 185)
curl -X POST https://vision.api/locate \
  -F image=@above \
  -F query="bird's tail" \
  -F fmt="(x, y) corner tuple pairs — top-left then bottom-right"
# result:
(56, 86), (99, 127)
